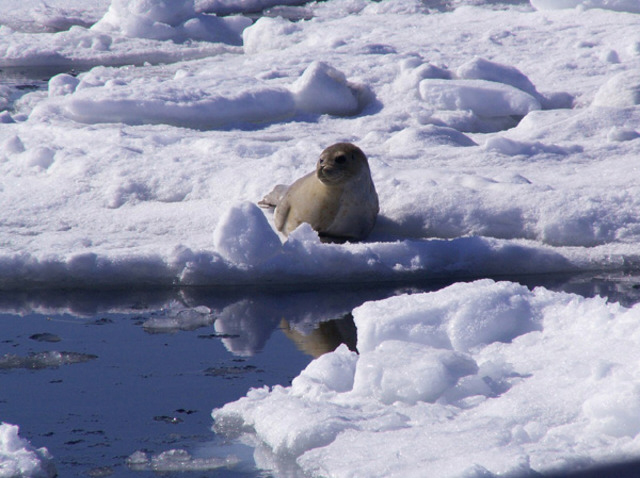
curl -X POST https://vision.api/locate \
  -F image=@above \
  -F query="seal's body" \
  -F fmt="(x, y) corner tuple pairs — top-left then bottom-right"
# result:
(260, 143), (378, 242)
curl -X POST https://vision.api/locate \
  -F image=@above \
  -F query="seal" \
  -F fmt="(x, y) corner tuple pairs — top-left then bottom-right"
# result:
(259, 143), (379, 242)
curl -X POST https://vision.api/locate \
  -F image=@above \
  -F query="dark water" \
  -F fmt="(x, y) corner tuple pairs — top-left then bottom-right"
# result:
(2, 272), (640, 477)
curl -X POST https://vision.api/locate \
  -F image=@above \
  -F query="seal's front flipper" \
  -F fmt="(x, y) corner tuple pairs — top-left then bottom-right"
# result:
(258, 184), (289, 209)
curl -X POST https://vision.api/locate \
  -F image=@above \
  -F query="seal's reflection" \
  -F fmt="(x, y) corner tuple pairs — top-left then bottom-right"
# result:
(179, 284), (435, 357)
(280, 313), (358, 358)
(148, 271), (640, 358)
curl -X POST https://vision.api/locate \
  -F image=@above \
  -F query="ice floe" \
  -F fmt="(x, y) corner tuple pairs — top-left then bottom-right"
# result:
(213, 279), (640, 477)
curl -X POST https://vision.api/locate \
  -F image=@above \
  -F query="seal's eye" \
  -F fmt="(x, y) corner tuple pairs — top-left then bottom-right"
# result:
(334, 154), (347, 164)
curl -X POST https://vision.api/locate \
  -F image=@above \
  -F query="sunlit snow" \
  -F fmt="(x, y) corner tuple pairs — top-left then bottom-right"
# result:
(2, 0), (640, 475)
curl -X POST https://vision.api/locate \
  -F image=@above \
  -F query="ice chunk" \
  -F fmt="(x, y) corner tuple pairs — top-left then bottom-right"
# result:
(126, 448), (239, 472)
(142, 302), (215, 332)
(394, 59), (452, 93)
(55, 61), (365, 128)
(0, 423), (56, 478)
(2, 136), (25, 155)
(0, 351), (98, 369)
(20, 147), (56, 170)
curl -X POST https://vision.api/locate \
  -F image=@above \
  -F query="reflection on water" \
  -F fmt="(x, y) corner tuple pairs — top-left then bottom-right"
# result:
(179, 283), (424, 356)
(281, 314), (358, 358)
(3, 271), (640, 357)
(2, 272), (640, 477)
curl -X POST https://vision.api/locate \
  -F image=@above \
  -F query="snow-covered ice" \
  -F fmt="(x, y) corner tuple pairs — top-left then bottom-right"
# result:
(3, 0), (640, 475)
(1, 0), (640, 288)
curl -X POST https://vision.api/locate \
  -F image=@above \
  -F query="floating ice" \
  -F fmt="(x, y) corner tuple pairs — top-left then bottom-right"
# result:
(142, 301), (215, 332)
(0, 351), (98, 370)
(126, 449), (239, 472)
(0, 423), (56, 478)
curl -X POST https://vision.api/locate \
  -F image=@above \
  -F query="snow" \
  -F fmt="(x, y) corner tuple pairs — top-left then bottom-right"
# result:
(2, 0), (640, 475)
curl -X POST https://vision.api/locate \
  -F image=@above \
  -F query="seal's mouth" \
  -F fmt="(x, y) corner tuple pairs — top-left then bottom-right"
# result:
(317, 166), (345, 184)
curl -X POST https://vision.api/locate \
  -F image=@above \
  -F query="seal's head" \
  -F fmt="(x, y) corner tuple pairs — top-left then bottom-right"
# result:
(315, 142), (368, 186)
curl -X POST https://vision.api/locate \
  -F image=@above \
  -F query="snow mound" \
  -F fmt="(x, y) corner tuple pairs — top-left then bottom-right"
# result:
(385, 125), (477, 154)
(91, 0), (251, 44)
(40, 61), (368, 128)
(456, 57), (541, 101)
(419, 78), (540, 132)
(213, 279), (640, 477)
(482, 136), (581, 156)
(0, 423), (56, 478)
(242, 16), (303, 54)
(419, 79), (540, 118)
(213, 202), (281, 266)
(291, 61), (363, 116)
(352, 340), (478, 405)
(592, 71), (640, 108)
